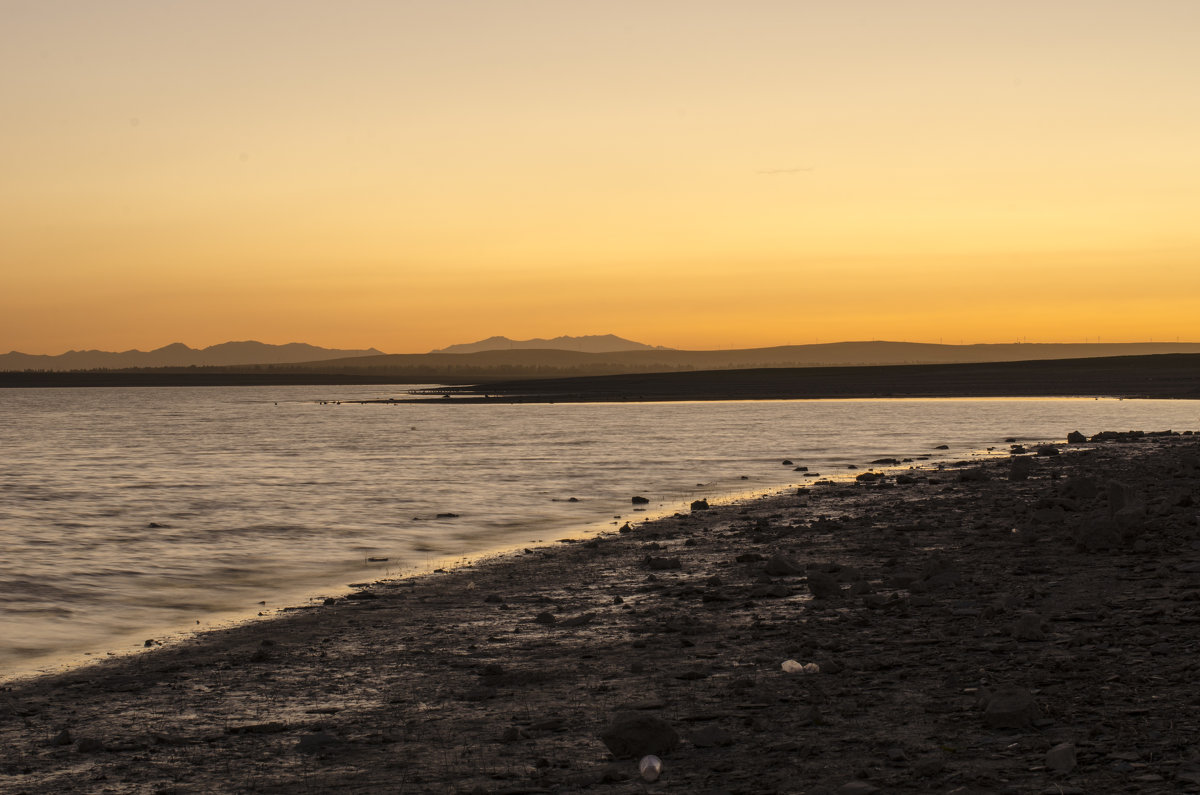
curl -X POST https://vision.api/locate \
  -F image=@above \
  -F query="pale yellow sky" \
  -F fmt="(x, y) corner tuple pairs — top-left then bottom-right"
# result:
(3, 1), (1199, 353)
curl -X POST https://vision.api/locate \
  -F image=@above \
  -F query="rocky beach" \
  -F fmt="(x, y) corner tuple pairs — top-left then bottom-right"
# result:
(3, 431), (1200, 794)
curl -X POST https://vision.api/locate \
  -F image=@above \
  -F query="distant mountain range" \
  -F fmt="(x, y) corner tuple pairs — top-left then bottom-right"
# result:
(431, 334), (671, 353)
(198, 339), (1200, 386)
(309, 340), (1200, 373)
(6, 338), (1200, 381)
(0, 341), (383, 371)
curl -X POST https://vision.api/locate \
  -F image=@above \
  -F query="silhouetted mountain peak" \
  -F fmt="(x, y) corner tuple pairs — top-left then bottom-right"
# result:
(431, 334), (671, 354)
(0, 341), (385, 371)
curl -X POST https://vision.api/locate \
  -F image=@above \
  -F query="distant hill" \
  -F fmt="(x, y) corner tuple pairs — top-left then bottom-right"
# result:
(292, 340), (1200, 379)
(431, 334), (671, 354)
(421, 353), (1200, 403)
(9, 351), (1200, 397)
(0, 341), (384, 371)
(7, 339), (1200, 384)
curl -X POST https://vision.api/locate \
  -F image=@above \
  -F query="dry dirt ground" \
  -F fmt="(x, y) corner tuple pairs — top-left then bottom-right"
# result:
(3, 432), (1200, 794)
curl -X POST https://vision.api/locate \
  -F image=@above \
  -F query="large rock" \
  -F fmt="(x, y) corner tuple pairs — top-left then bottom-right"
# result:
(920, 554), (958, 584)
(806, 570), (842, 599)
(1114, 505), (1147, 539)
(1009, 457), (1034, 481)
(600, 713), (680, 758)
(1067, 430), (1087, 444)
(1075, 519), (1121, 551)
(956, 467), (989, 483)
(764, 554), (803, 576)
(690, 725), (734, 748)
(1063, 476), (1098, 500)
(981, 685), (1040, 729)
(1106, 481), (1137, 515)
(837, 782), (881, 795)
(1046, 742), (1077, 774)
(75, 737), (106, 753)
(1010, 612), (1047, 641)
(295, 732), (340, 754)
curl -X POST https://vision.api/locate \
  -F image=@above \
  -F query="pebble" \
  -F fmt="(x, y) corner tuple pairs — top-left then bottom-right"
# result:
(639, 754), (663, 781)
(782, 660), (820, 674)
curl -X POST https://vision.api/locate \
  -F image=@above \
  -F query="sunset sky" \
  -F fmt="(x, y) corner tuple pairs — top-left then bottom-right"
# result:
(3, 1), (1199, 354)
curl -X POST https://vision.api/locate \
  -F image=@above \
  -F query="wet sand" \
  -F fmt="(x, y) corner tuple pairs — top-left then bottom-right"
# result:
(3, 433), (1200, 793)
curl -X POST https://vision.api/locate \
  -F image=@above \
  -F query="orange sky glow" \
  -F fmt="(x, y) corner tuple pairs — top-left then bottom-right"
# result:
(3, 1), (1199, 354)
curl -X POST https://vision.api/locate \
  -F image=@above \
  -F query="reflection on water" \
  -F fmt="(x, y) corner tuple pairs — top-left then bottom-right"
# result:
(1, 386), (1196, 678)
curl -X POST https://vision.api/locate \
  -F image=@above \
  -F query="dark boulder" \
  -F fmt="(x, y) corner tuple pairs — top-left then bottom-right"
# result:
(1106, 481), (1137, 515)
(1062, 476), (1098, 500)
(763, 554), (803, 576)
(1075, 519), (1121, 551)
(1009, 457), (1034, 481)
(956, 468), (988, 483)
(296, 732), (340, 754)
(981, 686), (1040, 729)
(600, 713), (680, 758)
(806, 570), (842, 599)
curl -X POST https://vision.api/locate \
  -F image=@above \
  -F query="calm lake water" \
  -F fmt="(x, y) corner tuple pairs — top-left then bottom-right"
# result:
(2, 387), (1197, 679)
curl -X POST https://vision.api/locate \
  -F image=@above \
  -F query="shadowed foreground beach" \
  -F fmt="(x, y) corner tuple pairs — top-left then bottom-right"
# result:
(3, 433), (1200, 793)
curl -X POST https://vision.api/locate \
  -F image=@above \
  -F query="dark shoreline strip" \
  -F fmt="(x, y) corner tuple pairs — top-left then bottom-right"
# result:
(4, 353), (1200, 399)
(401, 353), (1200, 403)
